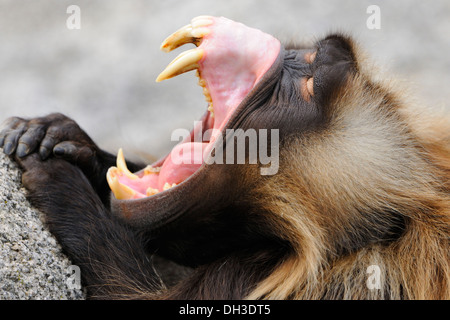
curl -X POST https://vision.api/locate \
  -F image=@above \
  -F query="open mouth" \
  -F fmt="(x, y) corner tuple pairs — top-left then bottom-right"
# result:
(107, 16), (281, 200)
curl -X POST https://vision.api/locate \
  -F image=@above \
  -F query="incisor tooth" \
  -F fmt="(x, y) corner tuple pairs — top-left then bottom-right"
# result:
(156, 48), (204, 82)
(116, 148), (138, 180)
(191, 16), (214, 27)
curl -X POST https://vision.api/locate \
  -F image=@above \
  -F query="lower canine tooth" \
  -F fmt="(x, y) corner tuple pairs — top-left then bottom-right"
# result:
(116, 148), (138, 180)
(156, 48), (204, 82)
(107, 172), (137, 200)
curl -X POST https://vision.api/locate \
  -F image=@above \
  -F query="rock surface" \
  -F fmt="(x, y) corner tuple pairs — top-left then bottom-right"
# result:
(0, 150), (85, 300)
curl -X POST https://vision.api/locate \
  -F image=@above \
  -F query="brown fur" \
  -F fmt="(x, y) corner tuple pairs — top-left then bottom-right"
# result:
(246, 52), (450, 299)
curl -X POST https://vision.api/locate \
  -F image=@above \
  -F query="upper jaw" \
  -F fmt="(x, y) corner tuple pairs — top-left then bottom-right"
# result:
(107, 16), (281, 201)
(156, 16), (281, 132)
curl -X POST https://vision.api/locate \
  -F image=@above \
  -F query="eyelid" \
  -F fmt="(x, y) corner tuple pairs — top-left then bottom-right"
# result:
(300, 77), (314, 102)
(301, 51), (317, 101)
(306, 77), (314, 96)
(305, 51), (317, 64)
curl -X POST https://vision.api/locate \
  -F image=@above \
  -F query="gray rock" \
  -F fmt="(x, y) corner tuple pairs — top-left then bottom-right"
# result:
(0, 150), (85, 300)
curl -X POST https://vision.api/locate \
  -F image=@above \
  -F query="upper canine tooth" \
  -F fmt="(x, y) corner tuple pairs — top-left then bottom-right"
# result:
(160, 24), (196, 52)
(156, 48), (204, 82)
(160, 17), (213, 53)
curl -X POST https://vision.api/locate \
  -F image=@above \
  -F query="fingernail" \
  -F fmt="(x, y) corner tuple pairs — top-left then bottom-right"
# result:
(3, 142), (13, 155)
(53, 146), (65, 156)
(39, 146), (50, 160)
(16, 143), (29, 158)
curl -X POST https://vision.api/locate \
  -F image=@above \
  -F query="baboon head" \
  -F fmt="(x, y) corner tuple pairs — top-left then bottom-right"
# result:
(107, 17), (450, 276)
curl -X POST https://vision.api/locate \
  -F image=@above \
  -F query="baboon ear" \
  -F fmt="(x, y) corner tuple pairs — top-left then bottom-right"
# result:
(311, 34), (358, 106)
(316, 34), (357, 65)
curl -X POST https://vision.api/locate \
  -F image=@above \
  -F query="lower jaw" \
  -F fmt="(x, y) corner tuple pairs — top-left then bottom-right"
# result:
(107, 103), (230, 200)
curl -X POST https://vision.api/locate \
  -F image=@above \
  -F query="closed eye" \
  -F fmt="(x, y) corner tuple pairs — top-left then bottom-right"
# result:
(306, 77), (314, 96)
(305, 51), (317, 64)
(301, 77), (314, 102)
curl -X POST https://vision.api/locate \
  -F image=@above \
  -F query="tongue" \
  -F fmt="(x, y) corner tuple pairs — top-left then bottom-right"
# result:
(112, 142), (207, 198)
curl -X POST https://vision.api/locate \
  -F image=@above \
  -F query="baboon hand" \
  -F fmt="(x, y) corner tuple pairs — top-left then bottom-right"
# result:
(0, 113), (100, 176)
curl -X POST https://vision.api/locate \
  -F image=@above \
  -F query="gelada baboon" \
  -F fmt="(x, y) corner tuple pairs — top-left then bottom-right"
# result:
(1, 16), (449, 299)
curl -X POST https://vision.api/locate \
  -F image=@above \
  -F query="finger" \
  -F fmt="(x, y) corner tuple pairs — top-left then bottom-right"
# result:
(2, 122), (27, 155)
(16, 125), (46, 158)
(53, 141), (94, 165)
(39, 126), (60, 160)
(0, 117), (25, 148)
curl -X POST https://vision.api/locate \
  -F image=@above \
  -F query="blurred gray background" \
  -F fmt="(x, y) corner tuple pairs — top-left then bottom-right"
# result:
(1, 0), (449, 162)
